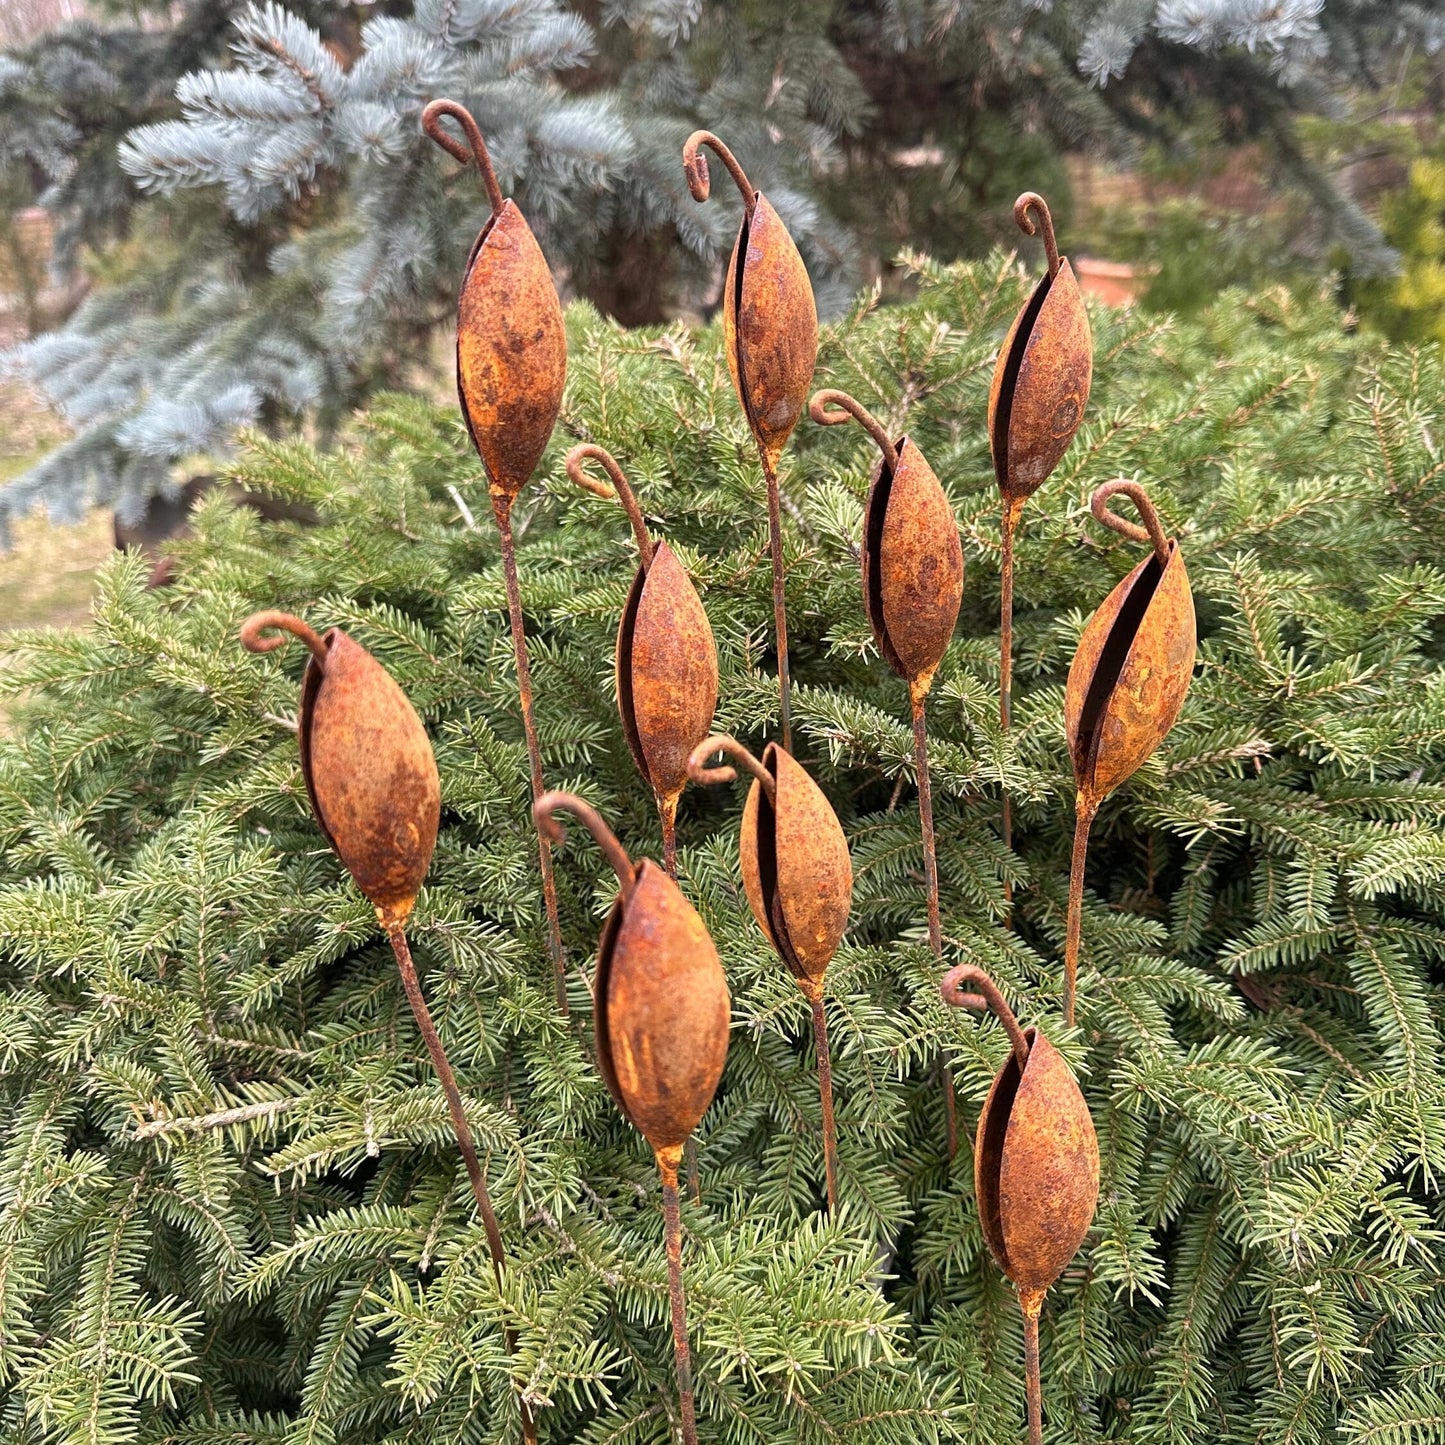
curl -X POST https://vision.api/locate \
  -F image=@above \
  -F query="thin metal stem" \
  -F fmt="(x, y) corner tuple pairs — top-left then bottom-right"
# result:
(387, 924), (538, 1445)
(1021, 1293), (1044, 1445)
(999, 497), (1021, 917)
(494, 496), (568, 1015)
(764, 456), (792, 752)
(811, 991), (839, 1212)
(657, 1147), (699, 1445)
(911, 679), (956, 1157)
(659, 790), (679, 880)
(1064, 792), (1098, 1029)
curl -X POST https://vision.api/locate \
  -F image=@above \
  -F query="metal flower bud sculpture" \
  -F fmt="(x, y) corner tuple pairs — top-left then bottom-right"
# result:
(687, 734), (851, 1209)
(809, 388), (964, 1150)
(1063, 480), (1195, 1025)
(535, 792), (729, 1445)
(684, 130), (818, 751)
(566, 445), (719, 877)
(241, 611), (536, 1443)
(989, 193), (1093, 863)
(423, 98), (570, 1014)
(941, 965), (1098, 1445)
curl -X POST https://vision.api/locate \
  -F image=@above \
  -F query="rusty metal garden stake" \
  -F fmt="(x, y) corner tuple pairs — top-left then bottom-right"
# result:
(241, 611), (537, 1445)
(424, 98), (570, 1016)
(808, 388), (964, 1152)
(535, 793), (729, 1445)
(684, 130), (818, 751)
(1063, 480), (1195, 1025)
(687, 734), (851, 1209)
(989, 192), (1093, 870)
(940, 964), (1098, 1445)
(566, 445), (718, 877)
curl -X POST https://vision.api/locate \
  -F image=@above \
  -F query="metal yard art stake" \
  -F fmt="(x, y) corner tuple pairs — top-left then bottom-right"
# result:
(1063, 480), (1195, 1025)
(535, 792), (729, 1445)
(423, 97), (570, 1015)
(989, 192), (1092, 865)
(940, 965), (1098, 1445)
(683, 129), (818, 750)
(808, 388), (964, 1152)
(240, 611), (538, 1445)
(565, 444), (719, 877)
(687, 734), (852, 1210)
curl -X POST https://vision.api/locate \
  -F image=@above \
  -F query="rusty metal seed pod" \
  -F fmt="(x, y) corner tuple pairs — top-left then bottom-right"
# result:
(1062, 479), (1195, 1026)
(990, 193), (1094, 882)
(424, 98), (569, 1017)
(684, 130), (819, 752)
(808, 387), (963, 1156)
(535, 792), (729, 1445)
(687, 735), (851, 1210)
(940, 964), (1099, 1445)
(241, 610), (534, 1439)
(566, 445), (719, 879)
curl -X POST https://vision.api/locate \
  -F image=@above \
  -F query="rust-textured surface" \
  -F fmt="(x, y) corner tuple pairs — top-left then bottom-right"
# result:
(596, 863), (729, 1150)
(864, 436), (964, 687)
(735, 743), (852, 991)
(988, 193), (1092, 501)
(942, 964), (1098, 1445)
(242, 612), (439, 919)
(620, 541), (718, 806)
(456, 203), (567, 497)
(1064, 541), (1195, 803)
(724, 196), (818, 471)
(977, 1026), (1099, 1294)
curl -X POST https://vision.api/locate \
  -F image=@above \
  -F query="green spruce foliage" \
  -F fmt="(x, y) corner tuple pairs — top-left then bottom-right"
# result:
(1, 258), (1444, 1443)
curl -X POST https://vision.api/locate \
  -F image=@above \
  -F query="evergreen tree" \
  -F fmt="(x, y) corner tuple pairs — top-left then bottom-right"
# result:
(0, 259), (1443, 1443)
(0, 0), (1434, 529)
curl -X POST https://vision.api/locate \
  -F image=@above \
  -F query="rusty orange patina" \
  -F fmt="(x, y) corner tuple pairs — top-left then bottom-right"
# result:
(988, 192), (1093, 503)
(425, 100), (565, 500)
(687, 734), (851, 1209)
(567, 445), (718, 876)
(240, 611), (439, 922)
(1061, 479), (1196, 1027)
(536, 792), (727, 1445)
(685, 131), (817, 473)
(941, 964), (1098, 1445)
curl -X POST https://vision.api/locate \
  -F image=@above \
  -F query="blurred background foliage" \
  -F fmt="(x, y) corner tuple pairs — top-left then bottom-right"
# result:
(2, 0), (1445, 544)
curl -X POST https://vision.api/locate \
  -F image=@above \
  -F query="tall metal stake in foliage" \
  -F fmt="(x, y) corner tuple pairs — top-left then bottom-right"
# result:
(1063, 481), (1195, 1025)
(809, 389), (964, 1153)
(941, 965), (1099, 1445)
(536, 793), (730, 1445)
(423, 98), (570, 1014)
(683, 130), (818, 750)
(239, 611), (538, 1445)
(688, 734), (852, 1209)
(565, 445), (718, 877)
(988, 193), (1092, 885)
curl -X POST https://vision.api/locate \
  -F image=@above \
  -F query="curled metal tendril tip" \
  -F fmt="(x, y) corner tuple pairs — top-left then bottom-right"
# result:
(422, 98), (504, 219)
(686, 735), (776, 800)
(533, 790), (636, 893)
(1090, 478), (1171, 564)
(808, 389), (900, 473)
(239, 610), (328, 662)
(683, 130), (756, 216)
(940, 963), (1030, 1067)
(1014, 191), (1060, 280)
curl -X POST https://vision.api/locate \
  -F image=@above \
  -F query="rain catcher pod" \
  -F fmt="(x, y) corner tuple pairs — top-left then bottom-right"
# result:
(989, 192), (1093, 868)
(566, 445), (719, 877)
(684, 129), (819, 751)
(940, 965), (1098, 1445)
(535, 793), (729, 1445)
(424, 97), (569, 1016)
(1062, 480), (1195, 1025)
(688, 735), (852, 1210)
(809, 387), (964, 1154)
(241, 611), (534, 1442)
